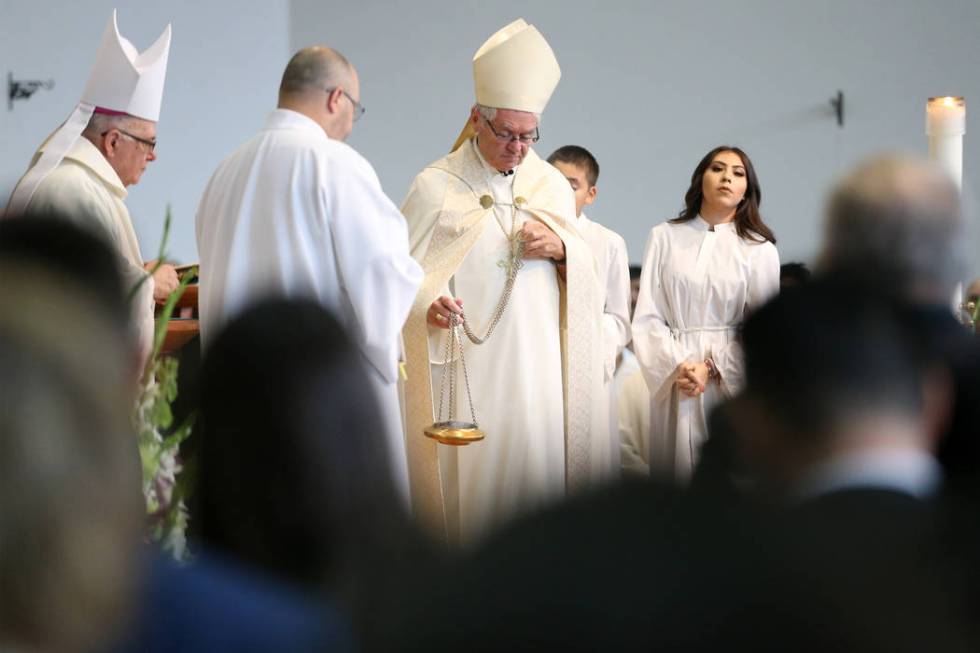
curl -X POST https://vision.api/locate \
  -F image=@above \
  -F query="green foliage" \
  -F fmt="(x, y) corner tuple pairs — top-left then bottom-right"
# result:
(131, 205), (197, 559)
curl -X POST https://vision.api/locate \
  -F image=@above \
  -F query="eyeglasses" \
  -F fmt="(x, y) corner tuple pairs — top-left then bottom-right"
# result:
(103, 128), (157, 153)
(481, 115), (539, 144)
(324, 87), (365, 122)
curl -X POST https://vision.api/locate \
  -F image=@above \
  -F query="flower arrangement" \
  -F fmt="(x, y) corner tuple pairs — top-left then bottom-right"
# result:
(131, 207), (196, 558)
(959, 293), (980, 333)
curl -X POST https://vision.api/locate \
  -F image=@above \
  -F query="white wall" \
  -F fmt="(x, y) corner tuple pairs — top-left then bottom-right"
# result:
(4, 2), (977, 269)
(0, 0), (290, 263)
(291, 0), (980, 268)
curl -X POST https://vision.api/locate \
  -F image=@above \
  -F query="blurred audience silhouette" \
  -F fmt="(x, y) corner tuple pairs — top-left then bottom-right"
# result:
(0, 219), (142, 653)
(192, 298), (437, 647)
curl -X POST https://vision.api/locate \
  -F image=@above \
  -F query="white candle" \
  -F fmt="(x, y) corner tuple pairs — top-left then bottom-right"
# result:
(926, 96), (965, 189)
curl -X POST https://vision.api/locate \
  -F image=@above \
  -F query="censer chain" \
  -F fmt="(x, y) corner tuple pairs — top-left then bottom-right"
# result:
(435, 208), (527, 427)
(451, 312), (478, 425)
(459, 237), (525, 345)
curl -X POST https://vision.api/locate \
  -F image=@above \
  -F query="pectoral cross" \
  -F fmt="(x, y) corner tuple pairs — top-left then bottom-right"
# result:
(496, 230), (525, 277)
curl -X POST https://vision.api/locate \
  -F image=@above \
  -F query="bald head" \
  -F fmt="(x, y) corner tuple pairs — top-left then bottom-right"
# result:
(279, 46), (353, 100)
(820, 154), (965, 303)
(278, 46), (359, 141)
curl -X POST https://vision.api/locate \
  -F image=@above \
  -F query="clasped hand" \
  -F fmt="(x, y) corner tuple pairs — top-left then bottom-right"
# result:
(145, 260), (179, 303)
(521, 221), (565, 261)
(676, 361), (710, 398)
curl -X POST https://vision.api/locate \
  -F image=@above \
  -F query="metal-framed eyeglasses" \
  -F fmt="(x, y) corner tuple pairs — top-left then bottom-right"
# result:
(481, 115), (539, 144)
(324, 87), (365, 121)
(103, 128), (157, 153)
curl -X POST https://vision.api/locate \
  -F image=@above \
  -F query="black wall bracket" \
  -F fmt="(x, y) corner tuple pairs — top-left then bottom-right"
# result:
(829, 90), (844, 127)
(8, 72), (55, 111)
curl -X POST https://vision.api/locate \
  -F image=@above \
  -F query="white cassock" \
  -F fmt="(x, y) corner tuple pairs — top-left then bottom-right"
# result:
(15, 136), (155, 359)
(612, 347), (641, 414)
(618, 364), (651, 478)
(195, 109), (423, 497)
(613, 348), (651, 477)
(575, 212), (631, 474)
(632, 216), (779, 480)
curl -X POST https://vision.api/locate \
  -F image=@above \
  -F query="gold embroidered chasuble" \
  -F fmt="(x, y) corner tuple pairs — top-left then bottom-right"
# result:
(401, 139), (608, 541)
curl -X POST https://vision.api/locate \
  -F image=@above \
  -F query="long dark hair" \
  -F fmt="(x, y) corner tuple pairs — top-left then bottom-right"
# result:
(670, 145), (776, 244)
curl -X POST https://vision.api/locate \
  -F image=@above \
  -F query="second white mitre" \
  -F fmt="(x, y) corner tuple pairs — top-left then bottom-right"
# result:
(5, 9), (170, 216)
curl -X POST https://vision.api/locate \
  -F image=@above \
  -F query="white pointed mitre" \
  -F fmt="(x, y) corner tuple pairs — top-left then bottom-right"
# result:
(82, 10), (171, 120)
(473, 19), (560, 114)
(3, 10), (171, 216)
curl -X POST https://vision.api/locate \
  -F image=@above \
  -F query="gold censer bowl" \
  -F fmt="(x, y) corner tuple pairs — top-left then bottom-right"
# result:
(424, 421), (486, 446)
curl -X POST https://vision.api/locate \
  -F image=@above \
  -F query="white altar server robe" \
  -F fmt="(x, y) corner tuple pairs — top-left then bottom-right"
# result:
(618, 366), (651, 478)
(632, 217), (778, 479)
(195, 109), (423, 496)
(576, 213), (631, 473)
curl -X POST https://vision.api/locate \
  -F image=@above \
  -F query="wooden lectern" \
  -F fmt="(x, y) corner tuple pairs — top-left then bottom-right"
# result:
(157, 264), (199, 355)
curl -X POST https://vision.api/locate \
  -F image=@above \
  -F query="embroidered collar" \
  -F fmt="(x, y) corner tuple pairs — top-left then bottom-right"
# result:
(50, 137), (128, 199)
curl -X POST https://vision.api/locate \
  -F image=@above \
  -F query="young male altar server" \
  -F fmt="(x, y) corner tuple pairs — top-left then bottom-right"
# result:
(548, 145), (631, 475)
(4, 10), (176, 361)
(401, 19), (607, 544)
(195, 47), (423, 499)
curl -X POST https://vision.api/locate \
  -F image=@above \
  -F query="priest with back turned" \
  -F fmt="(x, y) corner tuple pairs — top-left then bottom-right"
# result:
(195, 47), (423, 500)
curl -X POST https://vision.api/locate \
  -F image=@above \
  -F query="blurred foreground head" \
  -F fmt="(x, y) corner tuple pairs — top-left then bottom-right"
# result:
(737, 279), (949, 495)
(819, 154), (965, 304)
(0, 213), (130, 334)
(194, 298), (417, 601)
(0, 261), (141, 652)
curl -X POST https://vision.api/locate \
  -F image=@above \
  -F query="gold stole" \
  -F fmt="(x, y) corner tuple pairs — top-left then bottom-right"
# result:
(402, 142), (601, 543)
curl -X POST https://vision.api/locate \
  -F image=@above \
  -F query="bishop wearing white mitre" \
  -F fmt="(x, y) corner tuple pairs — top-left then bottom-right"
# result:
(5, 10), (173, 362)
(401, 19), (608, 544)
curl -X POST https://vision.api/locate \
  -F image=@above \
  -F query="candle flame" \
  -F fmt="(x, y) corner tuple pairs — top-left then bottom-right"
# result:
(927, 96), (965, 110)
